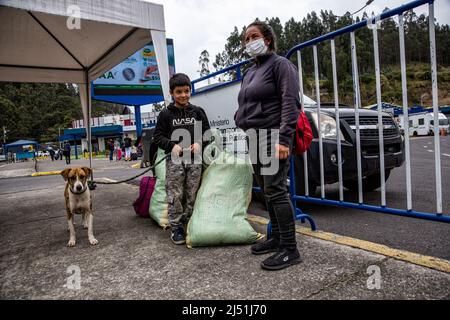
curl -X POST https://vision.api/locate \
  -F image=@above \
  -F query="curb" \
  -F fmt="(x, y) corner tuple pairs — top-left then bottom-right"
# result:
(31, 171), (62, 177)
(247, 214), (450, 274)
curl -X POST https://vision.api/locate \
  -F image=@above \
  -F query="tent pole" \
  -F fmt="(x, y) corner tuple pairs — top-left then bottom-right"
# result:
(85, 70), (93, 181)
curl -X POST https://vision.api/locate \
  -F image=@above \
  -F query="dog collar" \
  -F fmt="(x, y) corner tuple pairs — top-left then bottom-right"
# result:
(70, 186), (88, 195)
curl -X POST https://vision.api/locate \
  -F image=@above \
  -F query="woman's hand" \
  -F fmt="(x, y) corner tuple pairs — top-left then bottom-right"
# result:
(190, 143), (201, 154)
(171, 144), (183, 156)
(275, 144), (290, 160)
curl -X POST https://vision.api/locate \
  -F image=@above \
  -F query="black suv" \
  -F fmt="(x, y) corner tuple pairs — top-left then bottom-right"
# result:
(295, 104), (405, 195)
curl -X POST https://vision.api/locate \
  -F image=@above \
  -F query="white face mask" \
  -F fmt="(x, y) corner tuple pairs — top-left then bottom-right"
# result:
(245, 38), (268, 57)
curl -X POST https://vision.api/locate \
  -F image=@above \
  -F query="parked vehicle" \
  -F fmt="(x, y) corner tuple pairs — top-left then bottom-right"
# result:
(300, 103), (405, 194)
(398, 112), (449, 136)
(36, 150), (49, 157)
(191, 81), (405, 195)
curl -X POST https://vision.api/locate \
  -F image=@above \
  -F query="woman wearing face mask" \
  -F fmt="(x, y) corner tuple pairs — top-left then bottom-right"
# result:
(234, 21), (301, 270)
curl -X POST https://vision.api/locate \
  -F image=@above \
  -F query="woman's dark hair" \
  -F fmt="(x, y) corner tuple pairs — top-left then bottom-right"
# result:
(169, 73), (192, 91)
(245, 21), (277, 52)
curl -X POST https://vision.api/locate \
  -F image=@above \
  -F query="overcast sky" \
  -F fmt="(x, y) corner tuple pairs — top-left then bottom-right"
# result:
(141, 0), (449, 111)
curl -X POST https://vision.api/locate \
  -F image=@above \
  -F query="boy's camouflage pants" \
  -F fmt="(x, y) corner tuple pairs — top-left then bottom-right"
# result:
(165, 159), (202, 228)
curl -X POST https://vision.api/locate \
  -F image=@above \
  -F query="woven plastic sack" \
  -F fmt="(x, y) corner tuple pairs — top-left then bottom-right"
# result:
(186, 143), (262, 248)
(149, 148), (169, 228)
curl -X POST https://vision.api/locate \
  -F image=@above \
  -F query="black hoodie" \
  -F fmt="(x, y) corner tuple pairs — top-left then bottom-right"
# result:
(153, 103), (211, 154)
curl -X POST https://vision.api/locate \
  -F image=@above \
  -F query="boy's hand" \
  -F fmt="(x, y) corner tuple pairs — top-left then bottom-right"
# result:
(171, 144), (183, 156)
(190, 143), (201, 154)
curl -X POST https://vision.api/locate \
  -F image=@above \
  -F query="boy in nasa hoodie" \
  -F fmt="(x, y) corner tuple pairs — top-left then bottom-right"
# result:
(153, 73), (211, 245)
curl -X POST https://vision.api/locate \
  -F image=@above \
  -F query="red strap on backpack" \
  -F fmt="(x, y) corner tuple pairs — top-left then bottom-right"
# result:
(293, 111), (313, 155)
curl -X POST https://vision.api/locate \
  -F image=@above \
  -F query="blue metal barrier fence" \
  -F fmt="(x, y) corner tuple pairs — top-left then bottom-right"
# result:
(191, 0), (449, 228)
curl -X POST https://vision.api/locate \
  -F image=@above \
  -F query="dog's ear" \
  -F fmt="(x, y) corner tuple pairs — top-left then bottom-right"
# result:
(61, 168), (71, 181)
(82, 167), (92, 177)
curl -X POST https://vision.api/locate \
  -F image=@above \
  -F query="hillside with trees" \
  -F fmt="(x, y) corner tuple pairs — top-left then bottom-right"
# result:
(210, 9), (449, 107)
(0, 83), (123, 144)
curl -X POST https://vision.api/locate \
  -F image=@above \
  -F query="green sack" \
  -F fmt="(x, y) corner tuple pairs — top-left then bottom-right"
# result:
(186, 144), (262, 248)
(149, 148), (169, 228)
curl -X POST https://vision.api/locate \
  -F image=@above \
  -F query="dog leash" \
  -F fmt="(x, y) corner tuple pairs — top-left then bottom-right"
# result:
(88, 153), (170, 190)
(88, 147), (199, 190)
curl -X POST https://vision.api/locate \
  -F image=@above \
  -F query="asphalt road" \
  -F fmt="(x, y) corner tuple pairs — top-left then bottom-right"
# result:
(1, 136), (449, 261)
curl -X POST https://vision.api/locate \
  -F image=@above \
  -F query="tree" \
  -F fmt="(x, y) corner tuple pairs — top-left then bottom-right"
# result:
(213, 26), (247, 80)
(0, 82), (126, 143)
(211, 11), (449, 107)
(198, 49), (211, 78)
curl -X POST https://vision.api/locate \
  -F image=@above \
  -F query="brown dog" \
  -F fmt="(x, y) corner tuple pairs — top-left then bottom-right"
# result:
(61, 167), (98, 247)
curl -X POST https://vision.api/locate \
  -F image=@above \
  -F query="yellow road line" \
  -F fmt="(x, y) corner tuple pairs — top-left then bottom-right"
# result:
(247, 214), (450, 274)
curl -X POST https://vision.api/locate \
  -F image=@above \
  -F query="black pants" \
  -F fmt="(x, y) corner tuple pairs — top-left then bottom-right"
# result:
(250, 132), (297, 250)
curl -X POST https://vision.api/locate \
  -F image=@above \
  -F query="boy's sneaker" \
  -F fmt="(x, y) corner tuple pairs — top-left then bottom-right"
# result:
(260, 248), (302, 271)
(251, 237), (279, 255)
(171, 227), (186, 245)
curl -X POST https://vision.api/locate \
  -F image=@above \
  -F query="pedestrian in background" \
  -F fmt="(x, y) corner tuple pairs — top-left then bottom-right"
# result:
(7, 151), (13, 164)
(124, 134), (132, 161)
(108, 139), (114, 162)
(64, 141), (71, 164)
(48, 146), (55, 161)
(114, 140), (121, 161)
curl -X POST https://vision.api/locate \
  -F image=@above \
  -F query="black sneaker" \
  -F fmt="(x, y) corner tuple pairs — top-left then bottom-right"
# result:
(171, 227), (186, 245)
(260, 248), (302, 271)
(251, 237), (280, 255)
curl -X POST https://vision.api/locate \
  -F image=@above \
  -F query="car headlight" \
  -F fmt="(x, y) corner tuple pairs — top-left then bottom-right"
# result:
(310, 112), (345, 141)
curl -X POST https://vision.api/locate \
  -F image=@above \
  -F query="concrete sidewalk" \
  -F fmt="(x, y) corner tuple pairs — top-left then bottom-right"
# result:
(1, 181), (449, 299)
(0, 160), (36, 179)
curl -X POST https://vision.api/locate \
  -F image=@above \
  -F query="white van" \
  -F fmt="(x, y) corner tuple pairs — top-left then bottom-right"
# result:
(398, 112), (449, 136)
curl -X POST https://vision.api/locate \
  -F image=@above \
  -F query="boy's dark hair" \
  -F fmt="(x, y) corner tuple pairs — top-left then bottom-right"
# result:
(169, 73), (192, 92)
(245, 21), (277, 52)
